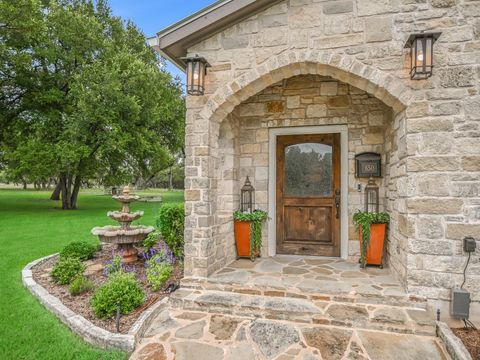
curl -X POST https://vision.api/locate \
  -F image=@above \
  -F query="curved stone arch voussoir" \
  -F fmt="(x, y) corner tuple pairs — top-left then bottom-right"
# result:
(207, 50), (411, 124)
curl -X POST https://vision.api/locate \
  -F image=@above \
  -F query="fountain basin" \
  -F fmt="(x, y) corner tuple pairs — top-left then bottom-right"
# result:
(91, 225), (155, 244)
(107, 211), (144, 223)
(112, 195), (140, 203)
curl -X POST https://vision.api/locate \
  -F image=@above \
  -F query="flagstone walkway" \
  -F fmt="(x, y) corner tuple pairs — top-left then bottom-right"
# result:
(131, 309), (449, 360)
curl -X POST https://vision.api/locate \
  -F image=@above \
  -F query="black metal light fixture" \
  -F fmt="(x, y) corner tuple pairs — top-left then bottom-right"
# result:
(181, 55), (210, 95)
(404, 32), (441, 80)
(241, 176), (255, 213)
(365, 178), (379, 213)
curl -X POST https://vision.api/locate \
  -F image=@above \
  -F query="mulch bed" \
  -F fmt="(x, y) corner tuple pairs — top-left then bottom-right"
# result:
(32, 243), (183, 334)
(452, 327), (480, 359)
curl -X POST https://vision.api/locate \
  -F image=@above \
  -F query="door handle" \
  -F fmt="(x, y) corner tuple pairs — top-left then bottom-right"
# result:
(335, 189), (341, 219)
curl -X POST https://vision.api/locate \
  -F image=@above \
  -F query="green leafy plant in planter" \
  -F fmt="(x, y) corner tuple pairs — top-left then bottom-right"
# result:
(352, 210), (390, 268)
(233, 210), (268, 260)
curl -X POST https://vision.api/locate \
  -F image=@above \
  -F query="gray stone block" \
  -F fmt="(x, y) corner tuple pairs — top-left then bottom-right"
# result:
(323, 1), (353, 14)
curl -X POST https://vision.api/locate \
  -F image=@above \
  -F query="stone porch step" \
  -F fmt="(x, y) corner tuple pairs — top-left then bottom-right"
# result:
(180, 276), (428, 310)
(169, 288), (437, 336)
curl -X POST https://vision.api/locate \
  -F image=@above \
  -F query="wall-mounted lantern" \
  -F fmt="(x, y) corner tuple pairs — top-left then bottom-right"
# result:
(241, 176), (255, 213)
(181, 55), (210, 95)
(404, 32), (441, 80)
(365, 178), (379, 213)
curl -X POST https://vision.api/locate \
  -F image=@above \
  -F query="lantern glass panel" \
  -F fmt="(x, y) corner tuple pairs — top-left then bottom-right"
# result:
(415, 37), (424, 68)
(425, 37), (432, 71)
(410, 42), (415, 71)
(366, 190), (378, 213)
(240, 177), (255, 213)
(365, 179), (379, 213)
(198, 61), (205, 93)
(193, 61), (200, 91)
(186, 61), (193, 93)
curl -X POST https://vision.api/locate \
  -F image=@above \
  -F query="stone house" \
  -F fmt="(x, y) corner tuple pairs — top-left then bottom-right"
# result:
(149, 0), (480, 322)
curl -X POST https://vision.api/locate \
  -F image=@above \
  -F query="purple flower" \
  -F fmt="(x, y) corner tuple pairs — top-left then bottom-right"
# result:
(104, 255), (125, 276)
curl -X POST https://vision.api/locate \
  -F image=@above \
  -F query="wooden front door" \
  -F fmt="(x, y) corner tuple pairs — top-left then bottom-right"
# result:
(276, 134), (341, 256)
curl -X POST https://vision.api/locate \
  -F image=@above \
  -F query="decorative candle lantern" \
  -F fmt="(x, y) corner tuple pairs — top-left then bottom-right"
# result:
(241, 176), (255, 213)
(181, 55), (210, 95)
(404, 32), (441, 80)
(365, 178), (379, 213)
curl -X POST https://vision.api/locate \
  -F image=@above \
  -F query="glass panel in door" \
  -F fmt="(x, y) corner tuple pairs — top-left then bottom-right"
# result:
(284, 143), (333, 197)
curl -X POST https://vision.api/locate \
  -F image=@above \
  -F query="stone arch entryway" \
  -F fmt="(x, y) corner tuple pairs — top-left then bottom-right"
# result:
(202, 51), (411, 126)
(184, 53), (410, 289)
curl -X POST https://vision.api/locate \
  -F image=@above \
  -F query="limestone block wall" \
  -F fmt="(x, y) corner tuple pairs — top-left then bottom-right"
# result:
(183, 0), (480, 319)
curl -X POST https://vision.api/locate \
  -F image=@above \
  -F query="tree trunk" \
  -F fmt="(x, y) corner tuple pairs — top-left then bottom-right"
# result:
(50, 181), (62, 200)
(23, 181), (27, 190)
(168, 166), (173, 190)
(60, 173), (73, 209)
(70, 175), (81, 209)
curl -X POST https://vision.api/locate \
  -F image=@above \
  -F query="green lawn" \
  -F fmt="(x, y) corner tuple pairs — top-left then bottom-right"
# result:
(0, 188), (183, 360)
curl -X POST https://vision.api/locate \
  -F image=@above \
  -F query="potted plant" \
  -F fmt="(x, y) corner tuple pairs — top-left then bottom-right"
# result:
(233, 210), (268, 261)
(353, 210), (390, 268)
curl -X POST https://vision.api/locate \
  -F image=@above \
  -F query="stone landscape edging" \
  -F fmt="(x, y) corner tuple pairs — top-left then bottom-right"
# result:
(22, 253), (169, 353)
(436, 321), (473, 360)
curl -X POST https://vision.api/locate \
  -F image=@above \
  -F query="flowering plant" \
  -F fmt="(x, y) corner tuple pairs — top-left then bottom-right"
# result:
(141, 241), (175, 264)
(104, 253), (135, 276)
(145, 254), (172, 291)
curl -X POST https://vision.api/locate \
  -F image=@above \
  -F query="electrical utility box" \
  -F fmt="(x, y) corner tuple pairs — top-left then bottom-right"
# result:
(451, 288), (470, 319)
(464, 236), (476, 252)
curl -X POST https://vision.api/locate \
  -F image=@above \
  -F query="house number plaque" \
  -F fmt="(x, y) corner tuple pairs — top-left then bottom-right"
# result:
(355, 152), (381, 178)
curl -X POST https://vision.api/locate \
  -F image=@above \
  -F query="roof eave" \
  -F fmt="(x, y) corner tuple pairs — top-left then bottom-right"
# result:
(147, 36), (186, 71)
(149, 0), (283, 70)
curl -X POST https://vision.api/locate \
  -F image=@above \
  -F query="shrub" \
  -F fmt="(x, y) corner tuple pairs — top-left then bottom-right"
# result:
(91, 272), (144, 319)
(156, 203), (184, 258)
(51, 257), (86, 285)
(60, 241), (98, 261)
(69, 275), (94, 296)
(146, 254), (173, 291)
(143, 232), (159, 250)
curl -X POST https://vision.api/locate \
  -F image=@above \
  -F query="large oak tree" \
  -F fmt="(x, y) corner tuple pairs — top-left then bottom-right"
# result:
(0, 0), (185, 209)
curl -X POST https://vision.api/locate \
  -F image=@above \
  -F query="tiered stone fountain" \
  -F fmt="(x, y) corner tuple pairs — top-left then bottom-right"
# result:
(92, 186), (154, 264)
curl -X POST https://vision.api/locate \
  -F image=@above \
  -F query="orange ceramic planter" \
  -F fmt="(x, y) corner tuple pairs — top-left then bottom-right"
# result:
(360, 223), (387, 266)
(234, 220), (260, 260)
